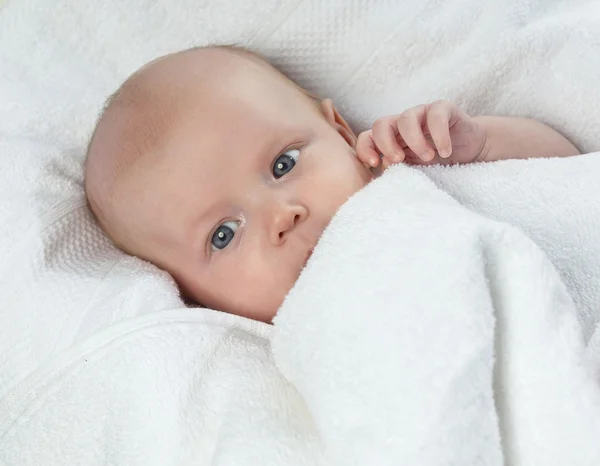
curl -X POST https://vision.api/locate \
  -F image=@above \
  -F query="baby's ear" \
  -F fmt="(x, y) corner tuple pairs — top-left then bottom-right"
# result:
(320, 98), (357, 148)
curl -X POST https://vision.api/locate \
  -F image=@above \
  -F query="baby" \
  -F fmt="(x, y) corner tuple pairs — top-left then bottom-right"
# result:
(84, 46), (579, 322)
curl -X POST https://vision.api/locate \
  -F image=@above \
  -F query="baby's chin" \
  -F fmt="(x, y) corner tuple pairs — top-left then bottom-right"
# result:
(179, 283), (281, 322)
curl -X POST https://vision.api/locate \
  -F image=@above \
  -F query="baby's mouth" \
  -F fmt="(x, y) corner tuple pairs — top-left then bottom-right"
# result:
(304, 248), (314, 267)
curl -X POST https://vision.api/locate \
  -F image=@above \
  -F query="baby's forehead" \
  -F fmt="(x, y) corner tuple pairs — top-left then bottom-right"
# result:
(90, 47), (316, 201)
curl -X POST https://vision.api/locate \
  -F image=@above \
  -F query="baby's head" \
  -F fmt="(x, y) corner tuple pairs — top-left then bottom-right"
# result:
(85, 46), (372, 322)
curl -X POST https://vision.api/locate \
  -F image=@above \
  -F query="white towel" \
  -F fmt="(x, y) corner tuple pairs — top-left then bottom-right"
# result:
(273, 158), (600, 465)
(3, 0), (600, 464)
(421, 155), (600, 342)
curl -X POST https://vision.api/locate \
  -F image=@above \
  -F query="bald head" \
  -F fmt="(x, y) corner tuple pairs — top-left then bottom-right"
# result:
(83, 44), (369, 319)
(84, 46), (307, 253)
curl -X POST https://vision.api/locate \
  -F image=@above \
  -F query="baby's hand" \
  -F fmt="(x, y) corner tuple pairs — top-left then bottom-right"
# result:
(356, 101), (487, 170)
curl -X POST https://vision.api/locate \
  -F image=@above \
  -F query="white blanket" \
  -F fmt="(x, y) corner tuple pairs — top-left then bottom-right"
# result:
(2, 0), (600, 464)
(274, 156), (600, 465)
(423, 157), (600, 344)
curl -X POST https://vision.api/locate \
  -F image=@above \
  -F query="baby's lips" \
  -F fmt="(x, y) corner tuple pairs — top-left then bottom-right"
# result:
(302, 248), (314, 268)
(306, 248), (314, 263)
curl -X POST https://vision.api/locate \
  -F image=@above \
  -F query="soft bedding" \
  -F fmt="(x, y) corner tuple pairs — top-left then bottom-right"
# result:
(2, 0), (600, 464)
(274, 157), (600, 465)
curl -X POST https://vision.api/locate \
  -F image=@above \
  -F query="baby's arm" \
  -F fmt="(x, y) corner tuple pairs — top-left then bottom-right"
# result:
(355, 101), (580, 170)
(474, 116), (580, 162)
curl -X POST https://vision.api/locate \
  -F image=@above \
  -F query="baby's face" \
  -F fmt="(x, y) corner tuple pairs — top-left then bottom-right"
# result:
(104, 52), (372, 321)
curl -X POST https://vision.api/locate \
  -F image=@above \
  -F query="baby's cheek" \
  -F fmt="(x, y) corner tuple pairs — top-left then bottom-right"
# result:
(337, 160), (370, 197)
(235, 265), (290, 321)
(351, 150), (375, 183)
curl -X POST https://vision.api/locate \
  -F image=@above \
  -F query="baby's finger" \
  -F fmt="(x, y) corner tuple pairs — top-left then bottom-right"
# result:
(355, 130), (381, 167)
(395, 106), (436, 162)
(372, 117), (406, 166)
(425, 101), (453, 158)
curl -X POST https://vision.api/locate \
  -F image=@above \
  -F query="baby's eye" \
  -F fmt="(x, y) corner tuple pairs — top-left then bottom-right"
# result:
(272, 149), (300, 179)
(211, 220), (239, 251)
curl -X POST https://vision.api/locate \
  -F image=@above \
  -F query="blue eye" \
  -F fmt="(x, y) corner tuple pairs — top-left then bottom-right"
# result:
(272, 149), (300, 179)
(211, 221), (239, 251)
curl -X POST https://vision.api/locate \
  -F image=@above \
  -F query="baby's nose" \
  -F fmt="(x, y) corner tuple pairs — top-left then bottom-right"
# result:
(269, 204), (308, 246)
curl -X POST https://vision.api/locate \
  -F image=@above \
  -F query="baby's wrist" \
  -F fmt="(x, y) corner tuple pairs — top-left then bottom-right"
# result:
(471, 116), (492, 163)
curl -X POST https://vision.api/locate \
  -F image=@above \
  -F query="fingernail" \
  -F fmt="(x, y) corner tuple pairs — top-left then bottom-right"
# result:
(439, 148), (451, 158)
(421, 151), (434, 161)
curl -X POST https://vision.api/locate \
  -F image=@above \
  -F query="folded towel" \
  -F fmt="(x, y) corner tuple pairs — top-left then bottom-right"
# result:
(273, 158), (600, 465)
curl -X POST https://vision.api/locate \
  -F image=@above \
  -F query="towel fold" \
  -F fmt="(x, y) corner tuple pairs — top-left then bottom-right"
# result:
(421, 154), (600, 342)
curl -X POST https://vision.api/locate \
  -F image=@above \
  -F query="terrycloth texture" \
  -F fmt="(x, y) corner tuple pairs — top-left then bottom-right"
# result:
(273, 161), (600, 465)
(421, 155), (600, 343)
(420, 154), (600, 383)
(2, 0), (600, 464)
(0, 310), (322, 465)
